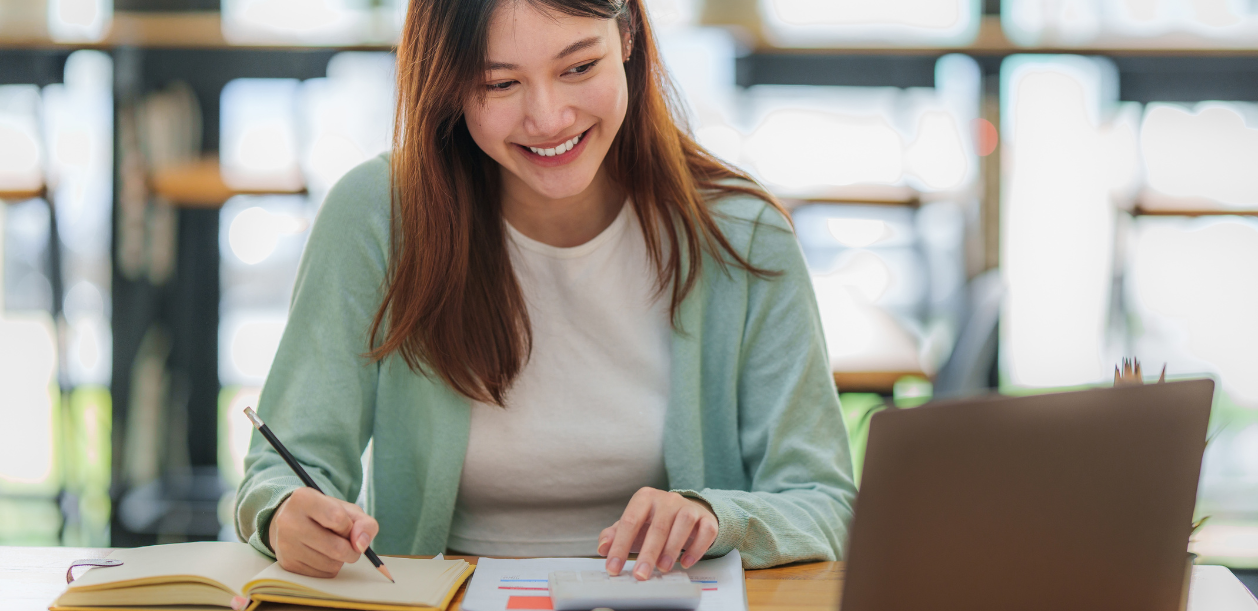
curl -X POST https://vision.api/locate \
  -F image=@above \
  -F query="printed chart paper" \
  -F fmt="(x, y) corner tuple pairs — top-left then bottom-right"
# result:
(460, 550), (745, 611)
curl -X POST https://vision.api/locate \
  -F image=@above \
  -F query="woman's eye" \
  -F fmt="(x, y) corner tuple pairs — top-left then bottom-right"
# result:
(486, 80), (515, 92)
(567, 60), (598, 76)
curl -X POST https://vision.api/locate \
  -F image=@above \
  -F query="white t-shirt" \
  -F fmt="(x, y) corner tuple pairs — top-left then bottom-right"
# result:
(446, 201), (672, 557)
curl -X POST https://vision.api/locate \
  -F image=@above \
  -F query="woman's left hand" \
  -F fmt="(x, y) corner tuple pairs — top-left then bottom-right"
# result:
(597, 487), (720, 580)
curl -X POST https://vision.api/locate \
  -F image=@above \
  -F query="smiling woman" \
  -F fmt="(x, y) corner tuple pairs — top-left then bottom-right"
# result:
(235, 0), (857, 586)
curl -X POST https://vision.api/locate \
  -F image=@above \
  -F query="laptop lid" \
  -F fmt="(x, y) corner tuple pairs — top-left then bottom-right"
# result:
(840, 379), (1214, 611)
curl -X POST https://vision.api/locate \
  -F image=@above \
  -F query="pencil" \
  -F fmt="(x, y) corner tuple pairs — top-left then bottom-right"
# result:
(244, 407), (395, 583)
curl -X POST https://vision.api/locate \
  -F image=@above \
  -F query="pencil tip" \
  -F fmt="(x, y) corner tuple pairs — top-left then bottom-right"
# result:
(379, 564), (395, 583)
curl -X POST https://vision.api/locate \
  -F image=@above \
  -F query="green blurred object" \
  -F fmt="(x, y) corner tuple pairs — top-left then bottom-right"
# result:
(839, 393), (890, 486)
(892, 376), (933, 408)
(0, 497), (62, 546)
(0, 383), (112, 546)
(64, 387), (111, 494)
(61, 387), (112, 547)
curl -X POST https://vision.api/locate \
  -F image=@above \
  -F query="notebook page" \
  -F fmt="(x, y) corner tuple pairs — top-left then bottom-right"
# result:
(460, 550), (745, 611)
(246, 555), (469, 606)
(68, 542), (274, 594)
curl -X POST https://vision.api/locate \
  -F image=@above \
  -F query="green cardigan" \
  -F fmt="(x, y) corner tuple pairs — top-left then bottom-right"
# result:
(235, 154), (858, 569)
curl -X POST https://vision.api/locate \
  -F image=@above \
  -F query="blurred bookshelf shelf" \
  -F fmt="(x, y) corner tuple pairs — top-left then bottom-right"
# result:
(0, 188), (45, 202)
(0, 13), (1255, 55)
(834, 370), (929, 394)
(104, 11), (228, 49)
(1133, 192), (1258, 217)
(0, 12), (396, 51)
(1134, 206), (1258, 217)
(746, 17), (1258, 57)
(150, 158), (305, 208)
(779, 186), (920, 211)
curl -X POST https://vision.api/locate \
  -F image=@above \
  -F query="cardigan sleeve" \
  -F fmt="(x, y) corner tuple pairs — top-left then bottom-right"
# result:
(679, 203), (858, 568)
(234, 156), (391, 558)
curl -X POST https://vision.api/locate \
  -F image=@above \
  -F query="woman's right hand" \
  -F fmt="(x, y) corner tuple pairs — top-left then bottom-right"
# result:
(268, 487), (380, 578)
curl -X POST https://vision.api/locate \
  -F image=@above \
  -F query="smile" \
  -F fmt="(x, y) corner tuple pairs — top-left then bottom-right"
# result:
(516, 127), (592, 166)
(528, 132), (581, 156)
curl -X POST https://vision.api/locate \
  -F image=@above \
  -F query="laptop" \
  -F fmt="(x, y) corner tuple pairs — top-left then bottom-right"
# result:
(840, 379), (1215, 611)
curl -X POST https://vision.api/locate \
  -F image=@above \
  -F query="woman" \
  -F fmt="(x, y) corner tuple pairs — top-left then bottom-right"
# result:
(235, 0), (856, 580)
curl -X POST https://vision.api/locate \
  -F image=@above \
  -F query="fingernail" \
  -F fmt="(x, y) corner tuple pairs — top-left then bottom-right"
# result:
(634, 563), (651, 579)
(357, 534), (369, 553)
(681, 554), (697, 568)
(607, 557), (624, 575)
(660, 556), (675, 572)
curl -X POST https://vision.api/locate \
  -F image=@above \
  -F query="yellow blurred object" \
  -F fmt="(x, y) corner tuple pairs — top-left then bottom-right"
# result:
(1114, 357), (1167, 386)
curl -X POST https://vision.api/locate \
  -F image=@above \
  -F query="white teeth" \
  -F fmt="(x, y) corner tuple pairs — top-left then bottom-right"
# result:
(528, 132), (582, 156)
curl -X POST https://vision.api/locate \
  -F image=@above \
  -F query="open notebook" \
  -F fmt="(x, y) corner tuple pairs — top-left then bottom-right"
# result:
(52, 542), (474, 611)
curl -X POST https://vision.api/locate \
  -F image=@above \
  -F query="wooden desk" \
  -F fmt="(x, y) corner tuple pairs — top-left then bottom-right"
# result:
(0, 546), (843, 611)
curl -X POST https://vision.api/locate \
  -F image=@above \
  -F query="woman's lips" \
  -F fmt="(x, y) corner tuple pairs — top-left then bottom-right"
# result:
(516, 127), (592, 167)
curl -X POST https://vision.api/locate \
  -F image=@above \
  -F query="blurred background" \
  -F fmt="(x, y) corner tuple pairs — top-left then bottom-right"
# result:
(2, 0), (1258, 578)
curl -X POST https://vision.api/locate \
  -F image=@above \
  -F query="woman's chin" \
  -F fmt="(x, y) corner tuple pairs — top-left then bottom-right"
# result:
(518, 172), (599, 202)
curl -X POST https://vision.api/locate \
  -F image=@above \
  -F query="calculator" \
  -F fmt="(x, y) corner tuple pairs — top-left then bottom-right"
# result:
(547, 569), (703, 610)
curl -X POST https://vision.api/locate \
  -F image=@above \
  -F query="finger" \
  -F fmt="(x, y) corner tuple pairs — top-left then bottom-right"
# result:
(633, 503), (677, 580)
(607, 493), (653, 576)
(338, 500), (373, 526)
(306, 495), (355, 537)
(348, 513), (380, 554)
(297, 537), (350, 576)
(303, 516), (361, 564)
(288, 555), (339, 579)
(628, 525), (649, 553)
(279, 534), (341, 578)
(681, 517), (719, 569)
(658, 507), (699, 572)
(597, 522), (619, 557)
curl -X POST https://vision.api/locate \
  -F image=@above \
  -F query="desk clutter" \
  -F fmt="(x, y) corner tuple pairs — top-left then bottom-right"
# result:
(50, 541), (472, 611)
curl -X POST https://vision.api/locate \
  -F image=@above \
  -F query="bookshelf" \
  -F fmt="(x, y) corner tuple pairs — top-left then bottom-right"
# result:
(835, 371), (930, 394)
(779, 186), (921, 211)
(0, 188), (45, 202)
(1134, 206), (1258, 218)
(0, 11), (394, 51)
(722, 15), (1258, 57)
(1, 13), (1257, 56)
(149, 157), (305, 208)
(1133, 191), (1258, 218)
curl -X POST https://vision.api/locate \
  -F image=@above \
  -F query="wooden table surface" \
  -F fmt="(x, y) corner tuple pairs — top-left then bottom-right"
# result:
(0, 546), (843, 611)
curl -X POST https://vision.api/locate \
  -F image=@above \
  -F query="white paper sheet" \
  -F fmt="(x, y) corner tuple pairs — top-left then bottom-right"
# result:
(460, 550), (746, 611)
(1188, 565), (1258, 611)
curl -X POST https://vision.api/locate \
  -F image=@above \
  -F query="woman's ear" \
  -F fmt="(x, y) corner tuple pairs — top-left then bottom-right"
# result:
(622, 31), (632, 62)
(620, 18), (633, 62)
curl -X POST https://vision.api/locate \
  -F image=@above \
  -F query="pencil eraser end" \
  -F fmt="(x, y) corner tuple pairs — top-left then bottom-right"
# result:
(244, 407), (264, 429)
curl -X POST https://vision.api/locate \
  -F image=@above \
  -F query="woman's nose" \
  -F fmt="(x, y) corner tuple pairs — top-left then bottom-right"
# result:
(523, 84), (576, 137)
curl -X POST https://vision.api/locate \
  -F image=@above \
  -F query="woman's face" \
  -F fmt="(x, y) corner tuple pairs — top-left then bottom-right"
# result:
(463, 3), (629, 202)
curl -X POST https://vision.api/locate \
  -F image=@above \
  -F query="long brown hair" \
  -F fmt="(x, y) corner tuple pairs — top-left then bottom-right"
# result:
(371, 0), (785, 405)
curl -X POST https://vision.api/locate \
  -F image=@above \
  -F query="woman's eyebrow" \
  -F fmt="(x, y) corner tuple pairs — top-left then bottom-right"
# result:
(486, 36), (604, 71)
(554, 35), (602, 60)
